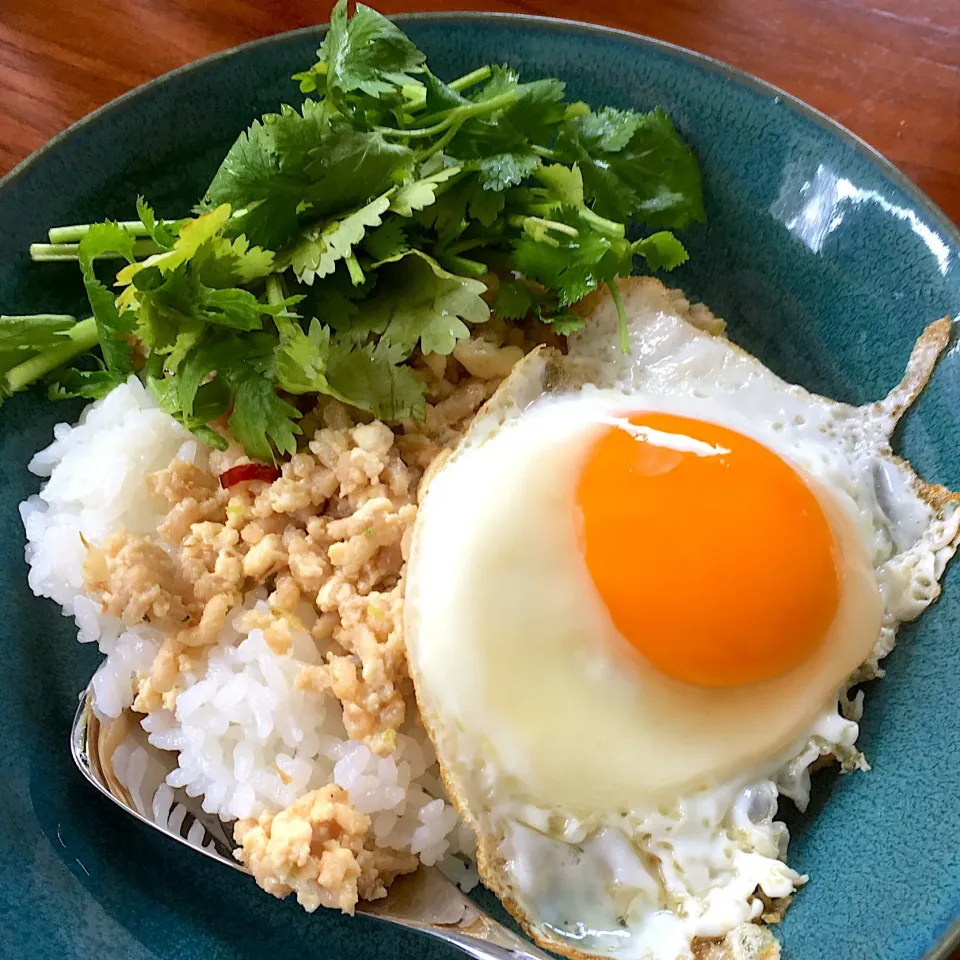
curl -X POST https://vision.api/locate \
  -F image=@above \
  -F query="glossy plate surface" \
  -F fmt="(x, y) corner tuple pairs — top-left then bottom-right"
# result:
(0, 14), (958, 960)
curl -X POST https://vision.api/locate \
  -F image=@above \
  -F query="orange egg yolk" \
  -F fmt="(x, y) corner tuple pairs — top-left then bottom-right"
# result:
(575, 412), (842, 688)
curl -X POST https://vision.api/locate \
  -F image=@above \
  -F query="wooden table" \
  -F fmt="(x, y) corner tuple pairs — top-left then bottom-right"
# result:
(1, 0), (958, 226)
(1, 1), (958, 957)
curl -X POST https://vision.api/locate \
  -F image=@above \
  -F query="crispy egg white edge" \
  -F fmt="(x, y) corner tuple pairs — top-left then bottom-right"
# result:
(404, 278), (960, 960)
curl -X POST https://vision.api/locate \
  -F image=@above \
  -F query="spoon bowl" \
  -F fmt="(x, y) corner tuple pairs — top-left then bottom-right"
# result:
(70, 685), (551, 960)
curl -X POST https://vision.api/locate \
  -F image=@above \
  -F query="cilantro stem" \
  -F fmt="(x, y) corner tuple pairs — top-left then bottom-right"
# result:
(525, 203), (625, 238)
(445, 236), (499, 256)
(531, 145), (559, 160)
(510, 215), (579, 240)
(345, 255), (365, 286)
(406, 66), (493, 112)
(3, 316), (99, 394)
(437, 253), (488, 276)
(577, 208), (626, 238)
(26, 245), (83, 262)
(607, 280), (629, 355)
(448, 65), (493, 93)
(48, 221), (152, 243)
(415, 120), (464, 164)
(265, 276), (286, 306)
(1, 313), (77, 323)
(30, 239), (163, 262)
(376, 90), (517, 139)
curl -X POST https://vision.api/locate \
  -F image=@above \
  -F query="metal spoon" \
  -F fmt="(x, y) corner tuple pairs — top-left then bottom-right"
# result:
(70, 685), (552, 960)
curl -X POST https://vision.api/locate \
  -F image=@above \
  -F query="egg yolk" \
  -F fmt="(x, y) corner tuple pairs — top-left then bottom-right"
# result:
(576, 413), (841, 688)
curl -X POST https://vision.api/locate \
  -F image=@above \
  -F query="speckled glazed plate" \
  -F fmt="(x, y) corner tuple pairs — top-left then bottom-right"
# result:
(1, 13), (958, 960)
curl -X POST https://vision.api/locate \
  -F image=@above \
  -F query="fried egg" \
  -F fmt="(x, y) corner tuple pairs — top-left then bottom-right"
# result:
(404, 279), (960, 960)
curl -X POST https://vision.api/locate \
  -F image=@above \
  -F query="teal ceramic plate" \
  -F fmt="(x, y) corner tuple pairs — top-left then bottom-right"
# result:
(1, 13), (958, 960)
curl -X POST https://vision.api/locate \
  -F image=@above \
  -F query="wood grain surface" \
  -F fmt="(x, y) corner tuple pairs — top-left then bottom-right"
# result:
(0, 1), (958, 956)
(1, 0), (958, 226)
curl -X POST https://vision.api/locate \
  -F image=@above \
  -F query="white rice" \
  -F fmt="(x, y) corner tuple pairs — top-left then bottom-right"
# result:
(22, 377), (478, 888)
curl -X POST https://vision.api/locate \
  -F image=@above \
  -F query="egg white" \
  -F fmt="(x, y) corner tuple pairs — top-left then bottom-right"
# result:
(405, 279), (960, 960)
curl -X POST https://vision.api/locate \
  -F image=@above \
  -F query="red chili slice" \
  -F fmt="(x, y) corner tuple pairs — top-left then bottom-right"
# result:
(219, 463), (280, 488)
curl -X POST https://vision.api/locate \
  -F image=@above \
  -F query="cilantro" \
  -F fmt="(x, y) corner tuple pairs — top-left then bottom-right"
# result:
(547, 311), (587, 335)
(634, 231), (689, 272)
(16, 0), (705, 456)
(325, 339), (426, 420)
(47, 360), (124, 401)
(362, 218), (410, 262)
(0, 314), (76, 353)
(534, 163), (584, 207)
(0, 314), (102, 403)
(276, 315), (424, 420)
(321, 0), (425, 101)
(420, 70), (471, 114)
(77, 223), (138, 375)
(136, 196), (180, 248)
(555, 107), (705, 227)
(202, 106), (413, 248)
(390, 166), (461, 217)
(230, 373), (301, 461)
(288, 191), (393, 284)
(512, 206), (632, 307)
(493, 280), (535, 320)
(193, 235), (275, 287)
(341, 251), (489, 356)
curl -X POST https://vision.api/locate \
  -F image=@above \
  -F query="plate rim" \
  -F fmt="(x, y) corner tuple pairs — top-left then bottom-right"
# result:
(1, 11), (957, 960)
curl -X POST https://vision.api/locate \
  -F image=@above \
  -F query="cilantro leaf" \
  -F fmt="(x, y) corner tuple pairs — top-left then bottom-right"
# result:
(467, 182), (506, 227)
(562, 106), (640, 153)
(633, 231), (689, 271)
(555, 107), (705, 228)
(340, 251), (489, 356)
(116, 205), (232, 287)
(287, 191), (392, 285)
(546, 311), (587, 335)
(136, 196), (179, 248)
(202, 103), (413, 249)
(304, 128), (414, 219)
(202, 102), (326, 211)
(420, 69), (471, 114)
(230, 373), (301, 461)
(534, 163), (584, 207)
(447, 69), (565, 190)
(168, 334), (224, 417)
(77, 223), (138, 374)
(512, 207), (632, 306)
(193, 235), (275, 288)
(473, 152), (539, 192)
(0, 314), (75, 353)
(414, 176), (505, 245)
(322, 0), (426, 101)
(276, 318), (339, 396)
(301, 268), (370, 330)
(274, 314), (423, 420)
(362, 218), (409, 262)
(47, 361), (124, 401)
(325, 338), (426, 420)
(390, 167), (460, 217)
(163, 331), (301, 461)
(493, 280), (535, 321)
(293, 62), (328, 96)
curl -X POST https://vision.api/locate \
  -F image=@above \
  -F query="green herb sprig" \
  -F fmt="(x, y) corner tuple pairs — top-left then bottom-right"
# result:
(5, 0), (704, 460)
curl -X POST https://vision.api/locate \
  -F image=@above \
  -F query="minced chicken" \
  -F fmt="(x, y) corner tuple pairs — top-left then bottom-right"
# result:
(81, 334), (536, 913)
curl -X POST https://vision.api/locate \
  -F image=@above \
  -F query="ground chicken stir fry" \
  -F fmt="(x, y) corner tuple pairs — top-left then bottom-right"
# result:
(234, 785), (419, 913)
(81, 335), (534, 913)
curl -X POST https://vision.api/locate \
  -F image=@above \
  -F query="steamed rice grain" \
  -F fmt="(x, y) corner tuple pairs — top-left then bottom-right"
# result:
(22, 378), (478, 901)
